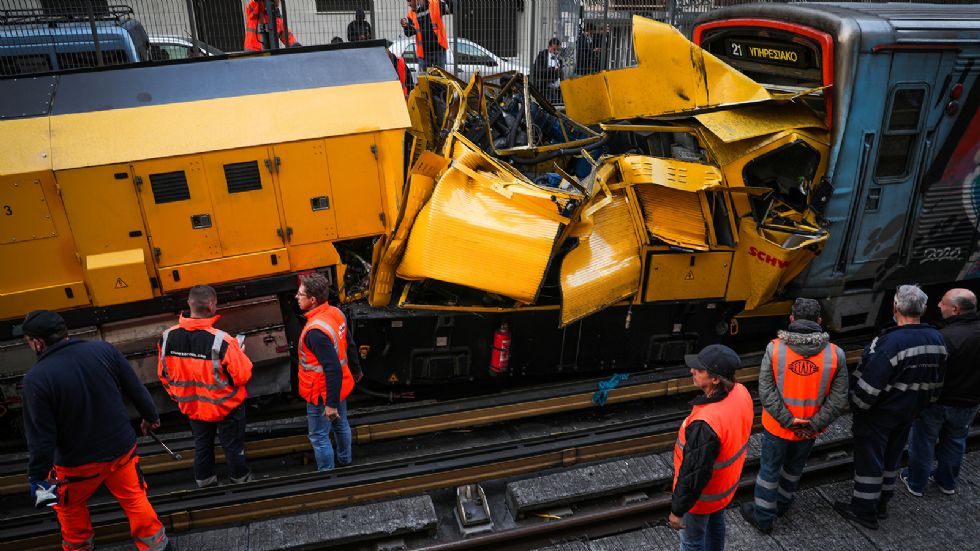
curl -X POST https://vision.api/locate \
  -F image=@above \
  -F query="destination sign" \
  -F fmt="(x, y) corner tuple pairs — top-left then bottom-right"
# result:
(724, 39), (809, 68)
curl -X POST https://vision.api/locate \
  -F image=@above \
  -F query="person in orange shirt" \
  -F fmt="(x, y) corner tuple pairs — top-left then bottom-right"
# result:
(244, 0), (299, 51)
(669, 344), (753, 550)
(158, 285), (254, 487)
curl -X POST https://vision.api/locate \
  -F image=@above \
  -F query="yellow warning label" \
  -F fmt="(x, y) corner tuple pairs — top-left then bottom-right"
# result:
(387, 373), (399, 384)
(115, 277), (128, 288)
(685, 270), (695, 280)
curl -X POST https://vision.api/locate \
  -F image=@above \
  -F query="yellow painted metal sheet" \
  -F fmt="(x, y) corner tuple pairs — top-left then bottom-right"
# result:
(158, 248), (291, 293)
(397, 140), (564, 303)
(695, 102), (827, 144)
(369, 152), (447, 307)
(0, 176), (56, 243)
(562, 16), (770, 125)
(0, 118), (51, 175)
(49, 81), (410, 171)
(634, 185), (708, 250)
(0, 281), (90, 321)
(83, 249), (154, 306)
(202, 146), (284, 257)
(644, 252), (732, 302)
(324, 133), (386, 239)
(285, 241), (341, 273)
(272, 139), (339, 246)
(559, 192), (641, 326)
(726, 219), (828, 310)
(132, 155), (222, 268)
(618, 155), (723, 192)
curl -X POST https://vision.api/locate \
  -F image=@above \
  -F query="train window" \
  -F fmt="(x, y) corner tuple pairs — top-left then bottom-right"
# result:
(742, 140), (819, 212)
(875, 87), (925, 180)
(149, 171), (191, 204)
(223, 161), (263, 193)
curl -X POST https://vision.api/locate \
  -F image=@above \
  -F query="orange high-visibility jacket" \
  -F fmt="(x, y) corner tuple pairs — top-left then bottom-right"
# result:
(673, 383), (753, 514)
(762, 339), (840, 440)
(244, 0), (297, 51)
(407, 0), (448, 59)
(297, 302), (355, 405)
(157, 315), (253, 422)
(396, 55), (410, 98)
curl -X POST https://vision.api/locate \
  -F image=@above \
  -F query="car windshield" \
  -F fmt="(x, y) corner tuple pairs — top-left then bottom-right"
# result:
(452, 41), (492, 65)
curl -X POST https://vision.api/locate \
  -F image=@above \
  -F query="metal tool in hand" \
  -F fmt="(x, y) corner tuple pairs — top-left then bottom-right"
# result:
(148, 431), (183, 461)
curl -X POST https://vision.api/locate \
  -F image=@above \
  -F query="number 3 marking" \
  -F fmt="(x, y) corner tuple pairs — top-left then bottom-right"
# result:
(2, 205), (11, 216)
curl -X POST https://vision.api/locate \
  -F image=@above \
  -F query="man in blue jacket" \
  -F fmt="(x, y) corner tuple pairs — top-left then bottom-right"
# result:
(833, 285), (946, 530)
(19, 310), (170, 551)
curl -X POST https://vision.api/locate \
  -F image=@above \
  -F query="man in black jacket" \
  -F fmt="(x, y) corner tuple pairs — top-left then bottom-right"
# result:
(834, 284), (946, 530)
(19, 310), (170, 551)
(902, 288), (980, 496)
(531, 38), (563, 104)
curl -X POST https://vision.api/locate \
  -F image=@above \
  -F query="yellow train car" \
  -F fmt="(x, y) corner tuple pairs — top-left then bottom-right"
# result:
(0, 43), (409, 417)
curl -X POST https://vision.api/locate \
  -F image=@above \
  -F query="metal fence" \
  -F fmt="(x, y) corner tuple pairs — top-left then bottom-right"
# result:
(0, 0), (975, 78)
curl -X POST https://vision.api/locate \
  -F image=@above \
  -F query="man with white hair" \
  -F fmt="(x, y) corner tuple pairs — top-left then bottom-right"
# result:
(902, 288), (980, 496)
(833, 284), (946, 530)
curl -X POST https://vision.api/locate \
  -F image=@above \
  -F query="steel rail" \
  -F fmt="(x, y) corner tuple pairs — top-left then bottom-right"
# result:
(0, 346), (864, 497)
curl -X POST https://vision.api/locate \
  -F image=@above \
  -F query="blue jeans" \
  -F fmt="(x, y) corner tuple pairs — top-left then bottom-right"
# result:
(752, 430), (815, 526)
(679, 509), (726, 551)
(903, 403), (980, 492)
(306, 400), (352, 471)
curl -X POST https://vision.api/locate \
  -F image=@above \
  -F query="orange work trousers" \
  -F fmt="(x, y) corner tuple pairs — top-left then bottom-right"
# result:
(52, 446), (168, 551)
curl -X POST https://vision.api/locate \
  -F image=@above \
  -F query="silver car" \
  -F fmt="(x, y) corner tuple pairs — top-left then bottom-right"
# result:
(388, 37), (528, 82)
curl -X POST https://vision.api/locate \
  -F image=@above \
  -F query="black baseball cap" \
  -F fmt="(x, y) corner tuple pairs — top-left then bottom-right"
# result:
(684, 344), (740, 380)
(12, 310), (67, 339)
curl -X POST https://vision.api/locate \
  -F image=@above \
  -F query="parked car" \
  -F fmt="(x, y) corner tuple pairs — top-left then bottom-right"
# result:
(389, 37), (528, 83)
(148, 35), (223, 60)
(0, 5), (148, 76)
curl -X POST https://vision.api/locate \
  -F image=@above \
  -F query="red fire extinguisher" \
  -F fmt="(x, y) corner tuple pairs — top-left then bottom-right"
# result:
(490, 322), (511, 376)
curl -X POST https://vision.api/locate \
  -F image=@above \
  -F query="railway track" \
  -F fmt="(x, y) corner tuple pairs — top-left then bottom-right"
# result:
(0, 343), (869, 549)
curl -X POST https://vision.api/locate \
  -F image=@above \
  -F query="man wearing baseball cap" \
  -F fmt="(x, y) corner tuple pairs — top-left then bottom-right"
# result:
(669, 344), (753, 550)
(18, 310), (170, 551)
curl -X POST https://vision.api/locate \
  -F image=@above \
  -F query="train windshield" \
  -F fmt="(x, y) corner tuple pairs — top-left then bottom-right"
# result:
(695, 22), (832, 123)
(743, 140), (820, 212)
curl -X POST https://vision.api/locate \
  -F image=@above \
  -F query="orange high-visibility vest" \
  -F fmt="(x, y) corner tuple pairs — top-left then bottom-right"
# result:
(396, 55), (409, 98)
(673, 383), (753, 515)
(762, 339), (840, 440)
(407, 0), (448, 59)
(297, 302), (355, 405)
(158, 316), (252, 422)
(244, 0), (297, 51)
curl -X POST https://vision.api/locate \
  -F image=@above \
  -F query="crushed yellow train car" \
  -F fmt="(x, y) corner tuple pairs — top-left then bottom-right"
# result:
(373, 17), (830, 331)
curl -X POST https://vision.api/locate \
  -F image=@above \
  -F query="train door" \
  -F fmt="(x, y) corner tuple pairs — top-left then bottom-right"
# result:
(850, 53), (938, 265)
(133, 156), (222, 267)
(272, 139), (339, 246)
(323, 133), (386, 239)
(201, 147), (283, 257)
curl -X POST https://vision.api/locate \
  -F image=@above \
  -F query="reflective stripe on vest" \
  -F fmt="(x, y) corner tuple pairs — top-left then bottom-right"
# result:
(775, 341), (835, 407)
(298, 319), (349, 373)
(160, 327), (239, 405)
(762, 340), (839, 440)
(672, 383), (753, 515)
(408, 0), (448, 59)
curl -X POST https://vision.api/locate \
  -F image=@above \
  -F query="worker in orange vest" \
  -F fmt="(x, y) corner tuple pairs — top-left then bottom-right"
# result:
(244, 0), (300, 51)
(670, 344), (753, 550)
(18, 310), (170, 551)
(400, 0), (453, 71)
(158, 285), (254, 487)
(740, 298), (847, 533)
(296, 273), (363, 470)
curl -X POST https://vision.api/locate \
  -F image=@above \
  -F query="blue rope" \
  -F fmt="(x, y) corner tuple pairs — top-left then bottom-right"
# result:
(592, 373), (630, 406)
